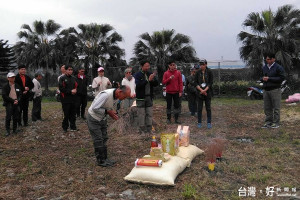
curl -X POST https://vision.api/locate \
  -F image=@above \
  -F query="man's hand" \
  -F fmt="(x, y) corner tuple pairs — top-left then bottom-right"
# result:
(107, 81), (111, 85)
(149, 73), (155, 81)
(71, 88), (77, 95)
(14, 100), (18, 105)
(107, 110), (118, 120)
(131, 94), (136, 98)
(179, 92), (182, 97)
(170, 75), (175, 80)
(263, 76), (269, 82)
(25, 87), (29, 91)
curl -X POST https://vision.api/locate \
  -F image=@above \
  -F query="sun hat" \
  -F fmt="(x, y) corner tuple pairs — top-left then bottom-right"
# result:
(98, 67), (105, 72)
(7, 72), (16, 78)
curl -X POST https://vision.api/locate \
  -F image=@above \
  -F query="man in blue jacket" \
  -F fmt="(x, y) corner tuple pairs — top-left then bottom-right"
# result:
(134, 60), (158, 134)
(261, 53), (285, 129)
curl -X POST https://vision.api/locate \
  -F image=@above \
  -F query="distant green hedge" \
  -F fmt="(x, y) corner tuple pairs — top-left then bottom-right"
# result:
(213, 80), (257, 96)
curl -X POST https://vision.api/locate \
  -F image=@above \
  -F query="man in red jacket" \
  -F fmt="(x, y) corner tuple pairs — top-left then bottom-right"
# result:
(162, 60), (183, 124)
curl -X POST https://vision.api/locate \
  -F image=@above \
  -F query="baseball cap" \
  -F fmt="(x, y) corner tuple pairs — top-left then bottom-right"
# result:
(7, 72), (16, 78)
(199, 59), (207, 65)
(98, 67), (105, 72)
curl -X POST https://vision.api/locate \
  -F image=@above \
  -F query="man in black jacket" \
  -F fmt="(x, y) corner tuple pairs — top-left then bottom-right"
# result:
(134, 60), (158, 134)
(14, 64), (34, 127)
(261, 53), (285, 129)
(75, 66), (88, 119)
(59, 65), (78, 132)
(195, 59), (214, 129)
(2, 72), (22, 136)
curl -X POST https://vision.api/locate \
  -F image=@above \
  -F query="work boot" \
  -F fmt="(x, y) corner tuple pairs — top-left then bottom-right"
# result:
(175, 114), (181, 124)
(95, 148), (111, 167)
(167, 114), (171, 124)
(103, 147), (116, 166)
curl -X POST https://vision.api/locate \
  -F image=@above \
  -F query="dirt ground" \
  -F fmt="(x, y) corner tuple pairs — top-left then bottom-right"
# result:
(0, 98), (299, 200)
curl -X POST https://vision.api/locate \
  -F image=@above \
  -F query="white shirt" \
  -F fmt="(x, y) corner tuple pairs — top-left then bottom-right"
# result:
(32, 78), (42, 98)
(121, 77), (136, 96)
(92, 76), (112, 96)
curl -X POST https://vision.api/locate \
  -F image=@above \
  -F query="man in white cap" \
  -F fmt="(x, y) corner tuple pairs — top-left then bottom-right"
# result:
(2, 72), (22, 136)
(32, 71), (44, 122)
(92, 66), (112, 96)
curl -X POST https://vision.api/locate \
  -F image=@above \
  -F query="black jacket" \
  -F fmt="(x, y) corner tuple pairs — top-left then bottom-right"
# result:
(134, 70), (158, 100)
(195, 68), (214, 98)
(2, 82), (22, 106)
(59, 74), (78, 103)
(15, 73), (34, 99)
(185, 74), (197, 94)
(75, 74), (88, 96)
(260, 62), (285, 91)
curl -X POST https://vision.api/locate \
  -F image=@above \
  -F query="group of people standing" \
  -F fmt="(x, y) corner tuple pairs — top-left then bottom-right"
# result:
(2, 65), (43, 136)
(2, 53), (285, 167)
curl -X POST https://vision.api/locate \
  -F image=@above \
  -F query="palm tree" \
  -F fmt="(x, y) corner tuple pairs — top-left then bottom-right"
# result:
(131, 29), (198, 81)
(76, 23), (125, 79)
(55, 27), (79, 70)
(14, 19), (61, 91)
(0, 40), (16, 72)
(238, 4), (300, 75)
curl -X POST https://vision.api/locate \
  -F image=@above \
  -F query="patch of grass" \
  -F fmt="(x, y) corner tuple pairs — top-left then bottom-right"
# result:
(181, 183), (198, 199)
(224, 194), (241, 200)
(247, 173), (271, 184)
(292, 139), (300, 145)
(229, 165), (247, 175)
(267, 147), (280, 154)
(74, 148), (87, 157)
(212, 97), (259, 106)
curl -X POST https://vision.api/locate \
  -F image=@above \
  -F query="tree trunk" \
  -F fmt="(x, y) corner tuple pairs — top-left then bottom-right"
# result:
(45, 60), (49, 91)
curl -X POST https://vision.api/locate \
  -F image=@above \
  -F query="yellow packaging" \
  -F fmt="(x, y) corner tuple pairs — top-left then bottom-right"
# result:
(150, 147), (163, 156)
(142, 153), (171, 162)
(160, 133), (179, 156)
(177, 125), (190, 147)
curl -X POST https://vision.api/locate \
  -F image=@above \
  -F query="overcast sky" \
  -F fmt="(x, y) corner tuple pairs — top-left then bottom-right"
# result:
(1, 0), (299, 63)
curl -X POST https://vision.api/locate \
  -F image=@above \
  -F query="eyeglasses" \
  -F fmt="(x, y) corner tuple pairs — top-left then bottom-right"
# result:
(266, 58), (272, 60)
(126, 72), (132, 74)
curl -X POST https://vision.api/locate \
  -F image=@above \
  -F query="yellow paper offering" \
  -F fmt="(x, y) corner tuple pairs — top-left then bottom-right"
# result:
(161, 133), (179, 156)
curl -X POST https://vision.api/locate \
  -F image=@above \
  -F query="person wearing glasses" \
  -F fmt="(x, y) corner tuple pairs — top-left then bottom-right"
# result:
(162, 60), (183, 124)
(260, 53), (285, 129)
(195, 59), (213, 129)
(121, 67), (136, 109)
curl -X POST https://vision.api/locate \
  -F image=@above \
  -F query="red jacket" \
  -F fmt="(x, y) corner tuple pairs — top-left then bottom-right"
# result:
(162, 69), (183, 94)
